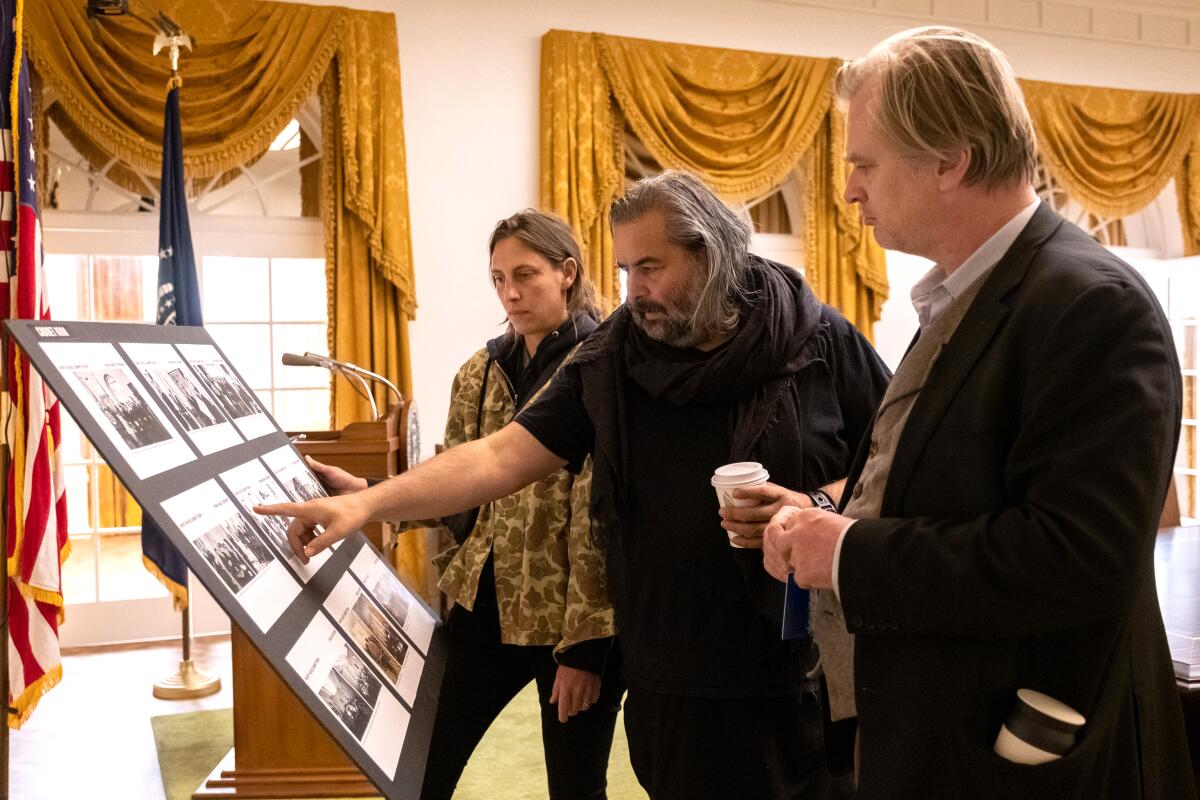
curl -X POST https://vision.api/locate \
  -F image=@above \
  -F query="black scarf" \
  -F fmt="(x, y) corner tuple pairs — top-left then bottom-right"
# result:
(574, 255), (824, 531)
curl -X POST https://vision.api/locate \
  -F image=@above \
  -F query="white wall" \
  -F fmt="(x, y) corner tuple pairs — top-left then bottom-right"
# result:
(299, 0), (1200, 451)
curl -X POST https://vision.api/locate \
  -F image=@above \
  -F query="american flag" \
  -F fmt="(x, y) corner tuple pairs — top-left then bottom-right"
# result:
(2, 0), (70, 727)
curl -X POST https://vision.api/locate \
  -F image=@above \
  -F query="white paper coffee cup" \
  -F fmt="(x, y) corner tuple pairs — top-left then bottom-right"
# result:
(711, 462), (770, 548)
(993, 689), (1085, 765)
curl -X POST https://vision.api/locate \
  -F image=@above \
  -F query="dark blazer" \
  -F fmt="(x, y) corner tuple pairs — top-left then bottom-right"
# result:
(838, 204), (1195, 799)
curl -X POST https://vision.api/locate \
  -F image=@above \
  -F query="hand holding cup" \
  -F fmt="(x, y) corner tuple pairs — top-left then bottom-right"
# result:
(719, 482), (812, 549)
(710, 462), (768, 548)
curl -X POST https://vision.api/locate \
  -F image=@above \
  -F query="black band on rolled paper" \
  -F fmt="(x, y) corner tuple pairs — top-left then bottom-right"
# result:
(1004, 699), (1081, 756)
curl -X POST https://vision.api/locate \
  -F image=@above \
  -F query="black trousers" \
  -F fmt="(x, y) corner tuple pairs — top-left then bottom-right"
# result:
(622, 686), (849, 800)
(419, 590), (624, 800)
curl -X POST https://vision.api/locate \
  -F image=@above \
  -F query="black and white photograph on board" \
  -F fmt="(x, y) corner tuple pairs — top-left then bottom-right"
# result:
(121, 342), (241, 455)
(334, 642), (383, 709)
(343, 609), (405, 684)
(354, 595), (410, 668)
(286, 612), (409, 776)
(176, 343), (275, 440)
(320, 664), (374, 740)
(286, 466), (325, 502)
(326, 572), (424, 706)
(193, 515), (272, 594)
(368, 572), (409, 629)
(220, 458), (332, 582)
(160, 480), (300, 632)
(40, 342), (194, 478)
(350, 546), (436, 655)
(76, 368), (171, 450)
(260, 445), (342, 552)
(156, 367), (223, 429)
(262, 444), (328, 502)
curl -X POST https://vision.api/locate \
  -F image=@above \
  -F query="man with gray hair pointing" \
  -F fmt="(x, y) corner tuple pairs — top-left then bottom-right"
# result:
(762, 26), (1195, 799)
(259, 170), (890, 799)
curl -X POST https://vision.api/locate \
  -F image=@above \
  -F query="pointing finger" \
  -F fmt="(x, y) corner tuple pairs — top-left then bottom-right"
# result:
(254, 502), (306, 519)
(302, 527), (343, 559)
(285, 516), (317, 562)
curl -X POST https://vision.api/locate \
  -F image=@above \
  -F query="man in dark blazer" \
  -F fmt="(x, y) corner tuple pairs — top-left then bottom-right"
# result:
(763, 25), (1195, 800)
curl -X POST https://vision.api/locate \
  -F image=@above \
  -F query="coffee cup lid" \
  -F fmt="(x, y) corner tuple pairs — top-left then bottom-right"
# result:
(1015, 689), (1085, 729)
(1002, 689), (1084, 757)
(711, 468), (769, 487)
(712, 462), (764, 480)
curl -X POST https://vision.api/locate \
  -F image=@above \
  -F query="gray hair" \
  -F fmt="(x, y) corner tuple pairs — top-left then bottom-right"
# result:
(610, 171), (753, 342)
(836, 26), (1037, 190)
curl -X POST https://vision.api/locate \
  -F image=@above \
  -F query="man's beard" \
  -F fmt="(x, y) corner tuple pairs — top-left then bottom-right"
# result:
(629, 268), (706, 348)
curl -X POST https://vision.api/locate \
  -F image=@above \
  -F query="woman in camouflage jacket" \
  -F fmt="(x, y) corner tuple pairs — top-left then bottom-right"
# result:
(312, 211), (622, 799)
(427, 211), (625, 799)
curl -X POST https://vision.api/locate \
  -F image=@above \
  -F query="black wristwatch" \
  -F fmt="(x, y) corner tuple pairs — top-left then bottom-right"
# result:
(805, 489), (837, 513)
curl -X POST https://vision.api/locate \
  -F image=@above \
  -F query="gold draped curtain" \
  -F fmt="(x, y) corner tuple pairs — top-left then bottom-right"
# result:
(540, 30), (888, 337)
(1020, 78), (1200, 256)
(27, 0), (427, 586)
(542, 31), (1200, 341)
(27, 0), (416, 418)
(1183, 148), (1200, 256)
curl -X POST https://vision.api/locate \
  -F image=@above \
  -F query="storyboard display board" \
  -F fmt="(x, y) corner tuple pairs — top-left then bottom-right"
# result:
(6, 320), (445, 799)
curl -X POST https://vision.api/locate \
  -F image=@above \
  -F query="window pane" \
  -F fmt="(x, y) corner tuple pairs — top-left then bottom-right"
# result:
(1179, 474), (1196, 522)
(1185, 374), (1196, 423)
(44, 254), (86, 321)
(58, 413), (89, 464)
(1170, 272), (1200, 320)
(273, 323), (330, 388)
(203, 256), (269, 322)
(271, 258), (327, 322)
(62, 535), (97, 604)
(95, 463), (142, 530)
(143, 257), (161, 322)
(207, 323), (273, 389)
(1179, 323), (1197, 373)
(64, 464), (92, 535)
(274, 389), (331, 432)
(97, 531), (168, 602)
(92, 256), (153, 321)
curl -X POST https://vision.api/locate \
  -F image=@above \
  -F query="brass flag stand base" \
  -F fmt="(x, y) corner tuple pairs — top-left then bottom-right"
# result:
(153, 658), (221, 700)
(154, 604), (222, 700)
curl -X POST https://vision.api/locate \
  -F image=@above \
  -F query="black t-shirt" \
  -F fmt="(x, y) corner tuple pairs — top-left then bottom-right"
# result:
(516, 312), (889, 696)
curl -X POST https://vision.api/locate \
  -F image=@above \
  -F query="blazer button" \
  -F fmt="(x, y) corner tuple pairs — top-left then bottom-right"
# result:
(849, 613), (864, 628)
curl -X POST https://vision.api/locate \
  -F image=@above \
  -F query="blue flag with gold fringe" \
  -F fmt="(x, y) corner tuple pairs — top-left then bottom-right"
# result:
(141, 85), (200, 609)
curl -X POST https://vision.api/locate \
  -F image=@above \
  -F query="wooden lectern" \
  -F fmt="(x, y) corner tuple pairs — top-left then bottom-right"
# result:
(195, 402), (438, 798)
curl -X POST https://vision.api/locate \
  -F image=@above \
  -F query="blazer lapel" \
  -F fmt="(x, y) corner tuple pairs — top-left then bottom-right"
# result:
(880, 204), (1064, 514)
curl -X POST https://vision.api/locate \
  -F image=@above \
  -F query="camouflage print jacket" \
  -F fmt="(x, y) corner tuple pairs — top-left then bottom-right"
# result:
(432, 329), (614, 660)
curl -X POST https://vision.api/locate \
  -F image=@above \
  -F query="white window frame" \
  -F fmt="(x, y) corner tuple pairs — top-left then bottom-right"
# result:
(44, 210), (325, 647)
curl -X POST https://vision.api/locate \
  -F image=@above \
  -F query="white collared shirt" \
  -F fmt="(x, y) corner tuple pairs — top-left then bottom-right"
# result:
(909, 198), (1042, 329)
(830, 198), (1041, 598)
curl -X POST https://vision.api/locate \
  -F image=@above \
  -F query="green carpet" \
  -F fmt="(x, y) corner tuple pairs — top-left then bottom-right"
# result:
(151, 708), (235, 800)
(151, 684), (646, 799)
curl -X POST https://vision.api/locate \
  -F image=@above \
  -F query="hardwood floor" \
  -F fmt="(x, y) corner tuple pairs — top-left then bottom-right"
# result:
(8, 635), (233, 800)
